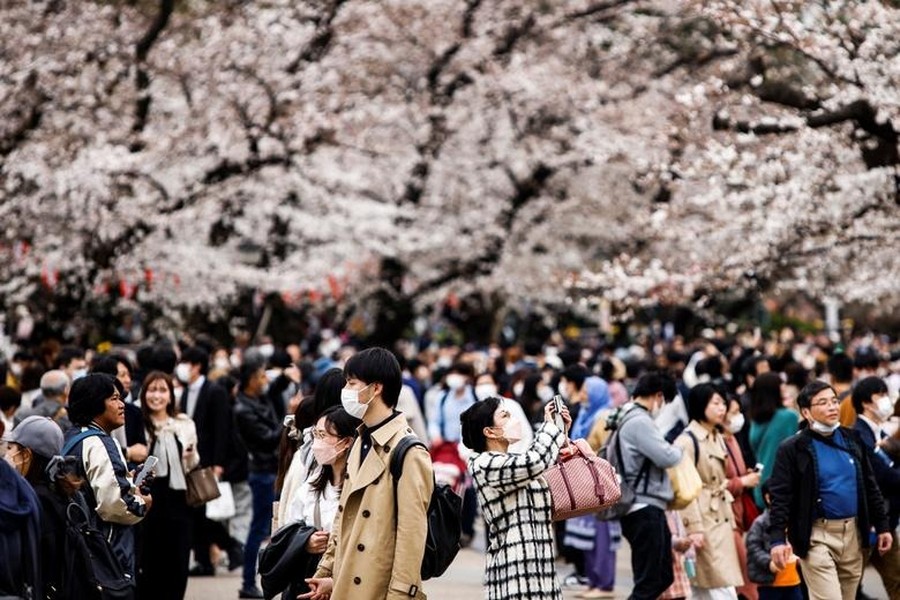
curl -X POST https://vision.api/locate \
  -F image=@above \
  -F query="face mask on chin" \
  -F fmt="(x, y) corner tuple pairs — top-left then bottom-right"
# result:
(809, 419), (839, 435)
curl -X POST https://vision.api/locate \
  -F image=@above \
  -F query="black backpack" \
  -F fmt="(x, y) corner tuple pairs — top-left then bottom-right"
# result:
(390, 436), (462, 580)
(61, 492), (136, 600)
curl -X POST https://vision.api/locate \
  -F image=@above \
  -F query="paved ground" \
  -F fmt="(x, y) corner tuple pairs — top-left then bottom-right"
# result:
(187, 528), (889, 599)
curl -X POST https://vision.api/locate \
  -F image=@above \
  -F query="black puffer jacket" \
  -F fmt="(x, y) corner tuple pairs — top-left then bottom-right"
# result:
(233, 392), (281, 474)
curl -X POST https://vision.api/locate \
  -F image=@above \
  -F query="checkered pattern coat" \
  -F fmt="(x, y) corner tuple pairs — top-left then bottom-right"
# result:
(469, 422), (566, 600)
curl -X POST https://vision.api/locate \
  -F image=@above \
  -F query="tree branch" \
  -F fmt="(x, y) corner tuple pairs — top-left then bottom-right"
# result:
(132, 0), (175, 138)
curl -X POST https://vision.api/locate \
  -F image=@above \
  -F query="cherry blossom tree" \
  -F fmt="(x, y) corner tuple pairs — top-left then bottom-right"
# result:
(1, 0), (896, 342)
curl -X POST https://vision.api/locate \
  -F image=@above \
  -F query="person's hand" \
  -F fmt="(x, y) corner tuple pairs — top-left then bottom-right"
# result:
(213, 465), (225, 479)
(688, 532), (705, 549)
(285, 364), (302, 384)
(304, 531), (329, 554)
(299, 577), (333, 599)
(877, 532), (893, 555)
(770, 543), (792, 570)
(127, 443), (149, 463)
(135, 488), (153, 512)
(543, 401), (572, 429)
(768, 560), (781, 574)
(740, 471), (761, 489)
(673, 537), (693, 553)
(430, 435), (444, 448)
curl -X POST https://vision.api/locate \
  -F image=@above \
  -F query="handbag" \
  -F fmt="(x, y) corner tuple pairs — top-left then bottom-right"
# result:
(666, 451), (703, 510)
(185, 467), (221, 507)
(740, 492), (761, 531)
(543, 438), (621, 521)
(667, 431), (703, 510)
(206, 480), (236, 521)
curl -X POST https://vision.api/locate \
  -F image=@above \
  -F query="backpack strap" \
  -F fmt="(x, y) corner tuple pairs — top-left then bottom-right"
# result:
(391, 436), (429, 524)
(612, 420), (651, 492)
(61, 429), (104, 457)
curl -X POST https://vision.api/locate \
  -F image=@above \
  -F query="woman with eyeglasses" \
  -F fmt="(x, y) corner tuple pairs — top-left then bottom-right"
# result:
(279, 406), (359, 599)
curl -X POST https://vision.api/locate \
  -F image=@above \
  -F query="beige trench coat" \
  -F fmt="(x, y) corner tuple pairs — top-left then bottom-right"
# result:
(314, 413), (434, 600)
(676, 421), (744, 589)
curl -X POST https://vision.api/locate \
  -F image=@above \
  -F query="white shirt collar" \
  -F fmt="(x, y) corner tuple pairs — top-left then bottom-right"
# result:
(189, 375), (206, 393)
(859, 414), (884, 440)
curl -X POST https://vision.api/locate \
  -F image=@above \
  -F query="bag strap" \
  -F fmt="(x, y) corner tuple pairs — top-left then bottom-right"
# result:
(438, 392), (449, 441)
(611, 423), (650, 491)
(61, 429), (104, 457)
(685, 430), (700, 467)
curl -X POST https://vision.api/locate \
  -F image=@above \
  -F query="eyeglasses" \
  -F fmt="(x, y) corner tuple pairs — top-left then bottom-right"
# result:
(311, 428), (336, 440)
(810, 397), (840, 408)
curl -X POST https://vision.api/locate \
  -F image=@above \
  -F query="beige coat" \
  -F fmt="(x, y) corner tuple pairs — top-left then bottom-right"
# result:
(676, 421), (743, 589)
(315, 413), (434, 600)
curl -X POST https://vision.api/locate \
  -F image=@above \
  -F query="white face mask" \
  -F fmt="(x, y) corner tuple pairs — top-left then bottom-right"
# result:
(72, 368), (88, 381)
(214, 357), (230, 371)
(875, 396), (895, 421)
(537, 386), (554, 402)
(500, 418), (523, 444)
(446, 374), (466, 391)
(259, 344), (275, 359)
(809, 419), (839, 435)
(474, 384), (498, 401)
(175, 363), (191, 384)
(513, 382), (524, 398)
(557, 383), (569, 401)
(341, 384), (372, 419)
(728, 413), (745, 434)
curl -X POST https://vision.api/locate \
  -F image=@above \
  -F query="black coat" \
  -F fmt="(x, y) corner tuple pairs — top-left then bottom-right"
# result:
(767, 426), (890, 558)
(187, 379), (230, 470)
(233, 392), (281, 474)
(852, 419), (900, 530)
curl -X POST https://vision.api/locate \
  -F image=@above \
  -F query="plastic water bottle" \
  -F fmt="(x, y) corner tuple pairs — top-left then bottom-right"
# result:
(684, 556), (696, 579)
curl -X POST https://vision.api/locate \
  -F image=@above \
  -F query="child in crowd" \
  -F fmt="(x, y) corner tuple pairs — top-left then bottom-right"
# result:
(745, 482), (802, 600)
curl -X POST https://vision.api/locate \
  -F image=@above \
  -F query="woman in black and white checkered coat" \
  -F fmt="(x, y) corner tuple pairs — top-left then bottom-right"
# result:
(460, 396), (571, 599)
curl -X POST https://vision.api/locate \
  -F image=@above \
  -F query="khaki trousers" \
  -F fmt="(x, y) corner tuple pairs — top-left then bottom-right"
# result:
(799, 518), (863, 600)
(866, 530), (900, 600)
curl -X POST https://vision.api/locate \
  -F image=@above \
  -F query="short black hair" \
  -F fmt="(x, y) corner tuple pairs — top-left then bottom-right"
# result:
(91, 354), (133, 379)
(448, 362), (475, 379)
(55, 346), (84, 369)
(343, 348), (402, 408)
(560, 364), (589, 391)
(239, 362), (264, 392)
(827, 353), (853, 383)
(148, 344), (178, 374)
(68, 373), (118, 425)
(182, 346), (210, 375)
(851, 376), (889, 415)
(633, 372), (677, 403)
(460, 396), (502, 453)
(797, 380), (834, 411)
(854, 349), (879, 372)
(687, 383), (725, 423)
(313, 368), (345, 419)
(0, 386), (22, 412)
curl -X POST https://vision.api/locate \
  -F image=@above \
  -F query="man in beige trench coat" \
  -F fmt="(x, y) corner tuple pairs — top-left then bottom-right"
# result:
(304, 347), (434, 600)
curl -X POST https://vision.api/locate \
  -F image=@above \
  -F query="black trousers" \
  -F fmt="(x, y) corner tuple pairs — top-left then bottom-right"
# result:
(138, 480), (192, 600)
(620, 505), (673, 600)
(190, 506), (234, 569)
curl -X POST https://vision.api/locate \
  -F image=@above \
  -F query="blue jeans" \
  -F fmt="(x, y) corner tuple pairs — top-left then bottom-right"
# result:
(243, 471), (275, 589)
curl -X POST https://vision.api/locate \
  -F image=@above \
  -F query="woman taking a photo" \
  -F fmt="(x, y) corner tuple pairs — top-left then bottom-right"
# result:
(676, 383), (744, 600)
(138, 371), (200, 600)
(460, 397), (570, 600)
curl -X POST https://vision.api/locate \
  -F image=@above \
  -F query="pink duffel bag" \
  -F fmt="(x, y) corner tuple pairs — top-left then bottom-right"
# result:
(543, 438), (621, 521)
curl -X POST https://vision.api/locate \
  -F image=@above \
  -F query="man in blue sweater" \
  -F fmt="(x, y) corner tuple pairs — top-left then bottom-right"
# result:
(768, 381), (891, 599)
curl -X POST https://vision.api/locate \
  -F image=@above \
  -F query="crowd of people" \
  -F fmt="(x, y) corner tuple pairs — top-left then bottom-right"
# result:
(0, 324), (898, 600)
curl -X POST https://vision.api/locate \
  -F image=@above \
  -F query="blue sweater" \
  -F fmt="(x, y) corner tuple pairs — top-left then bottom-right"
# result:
(812, 429), (858, 518)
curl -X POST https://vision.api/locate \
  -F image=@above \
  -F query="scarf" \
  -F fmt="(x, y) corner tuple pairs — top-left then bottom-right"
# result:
(150, 418), (187, 491)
